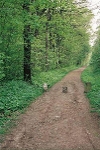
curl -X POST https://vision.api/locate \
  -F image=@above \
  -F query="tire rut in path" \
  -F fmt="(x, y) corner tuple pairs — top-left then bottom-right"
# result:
(0, 67), (100, 150)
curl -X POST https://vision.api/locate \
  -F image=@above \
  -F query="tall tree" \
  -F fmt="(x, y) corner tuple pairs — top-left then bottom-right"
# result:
(23, 0), (31, 82)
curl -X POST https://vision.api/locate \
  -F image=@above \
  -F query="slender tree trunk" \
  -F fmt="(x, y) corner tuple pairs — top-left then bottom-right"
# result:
(23, 2), (31, 82)
(23, 25), (31, 82)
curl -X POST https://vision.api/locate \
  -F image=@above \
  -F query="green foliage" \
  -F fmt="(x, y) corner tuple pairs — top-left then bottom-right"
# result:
(90, 31), (100, 73)
(81, 67), (100, 115)
(0, 81), (42, 117)
(0, 0), (91, 81)
(32, 65), (77, 87)
(83, 29), (100, 115)
(81, 26), (100, 115)
(0, 0), (24, 80)
(0, 80), (42, 135)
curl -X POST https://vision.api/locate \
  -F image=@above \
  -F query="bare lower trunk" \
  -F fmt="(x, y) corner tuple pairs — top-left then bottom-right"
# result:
(23, 2), (31, 82)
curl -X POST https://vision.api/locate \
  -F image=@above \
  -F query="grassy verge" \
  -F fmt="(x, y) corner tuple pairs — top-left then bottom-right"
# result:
(81, 66), (100, 115)
(0, 65), (77, 137)
(32, 66), (77, 88)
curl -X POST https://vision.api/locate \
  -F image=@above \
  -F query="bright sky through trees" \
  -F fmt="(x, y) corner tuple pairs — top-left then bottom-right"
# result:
(87, 0), (100, 46)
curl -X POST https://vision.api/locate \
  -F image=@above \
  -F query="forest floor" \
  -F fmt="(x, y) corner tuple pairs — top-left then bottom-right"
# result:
(0, 67), (100, 150)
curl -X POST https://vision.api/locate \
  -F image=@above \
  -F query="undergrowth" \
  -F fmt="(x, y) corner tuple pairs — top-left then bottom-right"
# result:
(0, 65), (77, 136)
(0, 81), (42, 135)
(81, 66), (100, 115)
(32, 66), (77, 88)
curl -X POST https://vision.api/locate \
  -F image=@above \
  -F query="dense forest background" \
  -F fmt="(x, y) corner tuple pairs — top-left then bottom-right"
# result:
(0, 0), (91, 82)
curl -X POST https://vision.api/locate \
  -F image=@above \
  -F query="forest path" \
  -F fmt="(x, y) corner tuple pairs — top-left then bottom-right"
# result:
(0, 67), (100, 150)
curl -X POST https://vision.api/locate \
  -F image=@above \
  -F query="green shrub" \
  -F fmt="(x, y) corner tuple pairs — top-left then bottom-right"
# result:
(0, 80), (42, 134)
(32, 66), (77, 88)
(81, 66), (100, 114)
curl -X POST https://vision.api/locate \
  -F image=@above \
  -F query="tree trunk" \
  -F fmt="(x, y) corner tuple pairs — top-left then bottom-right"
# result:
(23, 25), (31, 82)
(23, 2), (31, 82)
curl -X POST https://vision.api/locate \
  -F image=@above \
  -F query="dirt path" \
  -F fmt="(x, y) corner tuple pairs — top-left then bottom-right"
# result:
(0, 67), (100, 150)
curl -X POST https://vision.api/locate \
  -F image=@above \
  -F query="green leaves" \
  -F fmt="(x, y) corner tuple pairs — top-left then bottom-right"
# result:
(91, 32), (100, 73)
(0, 0), (91, 81)
(0, 80), (42, 117)
(0, 0), (24, 80)
(82, 67), (100, 114)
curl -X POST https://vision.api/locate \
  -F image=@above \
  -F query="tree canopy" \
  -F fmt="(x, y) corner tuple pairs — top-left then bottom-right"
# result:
(0, 0), (92, 82)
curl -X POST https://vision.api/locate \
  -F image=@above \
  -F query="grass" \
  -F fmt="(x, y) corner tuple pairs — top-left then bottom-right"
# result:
(32, 66), (77, 88)
(0, 65), (77, 137)
(81, 66), (100, 115)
